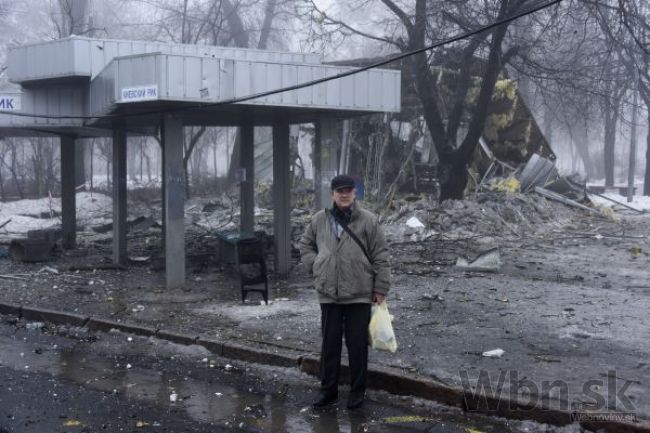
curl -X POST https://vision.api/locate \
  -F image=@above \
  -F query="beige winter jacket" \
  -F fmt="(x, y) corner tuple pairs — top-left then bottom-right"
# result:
(299, 204), (391, 303)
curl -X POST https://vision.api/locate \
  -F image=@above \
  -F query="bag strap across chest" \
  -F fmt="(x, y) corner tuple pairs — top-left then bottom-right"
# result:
(326, 209), (373, 265)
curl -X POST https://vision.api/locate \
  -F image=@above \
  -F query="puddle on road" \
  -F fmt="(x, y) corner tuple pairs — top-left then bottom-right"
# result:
(0, 331), (511, 433)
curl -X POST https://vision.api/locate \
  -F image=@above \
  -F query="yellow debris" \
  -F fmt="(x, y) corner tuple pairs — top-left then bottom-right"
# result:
(63, 419), (82, 427)
(493, 79), (518, 100)
(600, 207), (615, 220)
(466, 428), (485, 433)
(382, 415), (432, 423)
(631, 244), (642, 257)
(493, 177), (521, 193)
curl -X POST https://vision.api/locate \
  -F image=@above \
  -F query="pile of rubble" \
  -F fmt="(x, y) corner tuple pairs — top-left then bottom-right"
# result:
(382, 191), (585, 242)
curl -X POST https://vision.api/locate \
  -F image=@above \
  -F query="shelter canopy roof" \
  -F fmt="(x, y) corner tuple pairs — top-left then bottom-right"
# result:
(1, 37), (401, 136)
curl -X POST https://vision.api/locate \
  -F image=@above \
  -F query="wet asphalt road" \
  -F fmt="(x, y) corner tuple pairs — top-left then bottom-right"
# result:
(0, 316), (565, 433)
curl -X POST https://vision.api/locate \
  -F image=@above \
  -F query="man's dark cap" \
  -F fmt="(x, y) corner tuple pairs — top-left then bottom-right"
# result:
(331, 174), (355, 191)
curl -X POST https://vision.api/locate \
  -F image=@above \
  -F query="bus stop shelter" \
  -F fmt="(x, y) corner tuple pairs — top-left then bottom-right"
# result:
(0, 36), (401, 289)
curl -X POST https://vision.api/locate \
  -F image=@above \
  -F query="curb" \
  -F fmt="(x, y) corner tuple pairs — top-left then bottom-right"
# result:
(21, 306), (88, 327)
(86, 317), (157, 337)
(0, 303), (21, 317)
(221, 340), (299, 368)
(1, 302), (648, 433)
(155, 329), (199, 346)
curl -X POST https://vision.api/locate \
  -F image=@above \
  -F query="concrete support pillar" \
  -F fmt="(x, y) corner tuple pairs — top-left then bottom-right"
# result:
(75, 140), (85, 189)
(112, 126), (128, 265)
(162, 115), (185, 289)
(60, 135), (77, 249)
(240, 123), (255, 235)
(272, 122), (291, 276)
(314, 117), (339, 210)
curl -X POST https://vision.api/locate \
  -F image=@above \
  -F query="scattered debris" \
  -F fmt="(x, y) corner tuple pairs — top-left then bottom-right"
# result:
(66, 264), (127, 271)
(534, 186), (603, 216)
(63, 419), (82, 427)
(456, 248), (502, 272)
(589, 191), (646, 214)
(493, 176), (520, 193)
(518, 154), (557, 193)
(38, 266), (59, 274)
(382, 415), (434, 424)
(129, 256), (151, 263)
(482, 348), (505, 358)
(0, 274), (28, 280)
(25, 322), (45, 330)
(405, 216), (425, 229)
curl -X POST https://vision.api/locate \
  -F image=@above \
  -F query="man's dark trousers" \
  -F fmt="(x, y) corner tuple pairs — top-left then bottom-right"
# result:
(319, 303), (372, 397)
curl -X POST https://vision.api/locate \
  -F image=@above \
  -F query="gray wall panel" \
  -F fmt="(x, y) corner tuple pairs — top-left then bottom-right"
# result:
(297, 66), (312, 105)
(235, 61), (251, 98)
(88, 53), (400, 116)
(186, 57), (201, 99)
(168, 56), (184, 99)
(281, 64), (298, 106)
(266, 63), (282, 104)
(354, 73), (368, 108)
(220, 60), (235, 100)
(341, 71), (354, 108)
(201, 59), (219, 100)
(9, 37), (322, 84)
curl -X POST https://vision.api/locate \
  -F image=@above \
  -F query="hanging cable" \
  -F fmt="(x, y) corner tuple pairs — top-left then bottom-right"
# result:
(0, 0), (563, 121)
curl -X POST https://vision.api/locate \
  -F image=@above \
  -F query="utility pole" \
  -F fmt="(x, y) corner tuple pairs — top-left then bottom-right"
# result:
(627, 70), (639, 203)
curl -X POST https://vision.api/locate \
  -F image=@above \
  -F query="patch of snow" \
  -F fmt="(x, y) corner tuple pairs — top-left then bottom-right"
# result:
(590, 192), (650, 211)
(405, 216), (425, 229)
(194, 300), (318, 321)
(0, 192), (113, 237)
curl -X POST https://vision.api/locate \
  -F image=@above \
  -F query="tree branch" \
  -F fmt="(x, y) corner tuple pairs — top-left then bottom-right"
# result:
(379, 0), (413, 32)
(309, 0), (401, 48)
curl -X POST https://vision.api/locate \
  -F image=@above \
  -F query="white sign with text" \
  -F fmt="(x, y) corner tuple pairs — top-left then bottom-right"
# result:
(120, 85), (158, 103)
(0, 94), (21, 111)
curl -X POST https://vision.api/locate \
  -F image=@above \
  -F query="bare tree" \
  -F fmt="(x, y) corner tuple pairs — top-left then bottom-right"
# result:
(585, 0), (650, 193)
(307, 0), (561, 200)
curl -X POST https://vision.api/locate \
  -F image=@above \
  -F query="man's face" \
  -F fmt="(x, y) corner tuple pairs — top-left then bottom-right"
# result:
(331, 187), (356, 209)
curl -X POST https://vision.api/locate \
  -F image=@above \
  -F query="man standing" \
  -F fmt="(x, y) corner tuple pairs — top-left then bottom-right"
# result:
(299, 174), (391, 410)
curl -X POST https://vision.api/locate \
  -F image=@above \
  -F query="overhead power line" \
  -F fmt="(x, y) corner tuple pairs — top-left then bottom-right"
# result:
(2, 0), (563, 122)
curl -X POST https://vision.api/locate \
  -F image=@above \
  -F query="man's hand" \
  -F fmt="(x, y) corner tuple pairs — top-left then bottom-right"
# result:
(372, 292), (385, 304)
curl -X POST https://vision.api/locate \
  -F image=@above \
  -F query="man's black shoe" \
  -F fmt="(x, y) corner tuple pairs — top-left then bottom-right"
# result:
(312, 392), (338, 408)
(346, 395), (364, 410)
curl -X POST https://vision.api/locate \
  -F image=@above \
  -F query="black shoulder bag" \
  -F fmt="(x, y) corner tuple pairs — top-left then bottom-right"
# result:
(326, 209), (373, 265)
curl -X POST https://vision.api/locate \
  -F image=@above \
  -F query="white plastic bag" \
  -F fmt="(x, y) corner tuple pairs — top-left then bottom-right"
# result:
(368, 302), (397, 352)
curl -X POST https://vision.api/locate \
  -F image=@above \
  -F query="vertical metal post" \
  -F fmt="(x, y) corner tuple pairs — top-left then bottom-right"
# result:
(60, 135), (77, 249)
(627, 72), (639, 203)
(339, 119), (351, 174)
(313, 122), (323, 210)
(240, 123), (255, 234)
(273, 122), (291, 276)
(112, 125), (128, 265)
(314, 117), (339, 210)
(162, 114), (186, 289)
